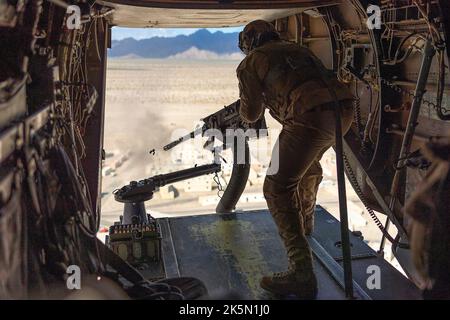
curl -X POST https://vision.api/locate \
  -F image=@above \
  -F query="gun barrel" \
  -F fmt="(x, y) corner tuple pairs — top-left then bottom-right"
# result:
(163, 136), (185, 151)
(154, 163), (221, 186)
(163, 128), (202, 151)
(114, 163), (221, 203)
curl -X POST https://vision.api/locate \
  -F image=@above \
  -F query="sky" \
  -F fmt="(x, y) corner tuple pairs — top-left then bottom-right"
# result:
(111, 26), (243, 40)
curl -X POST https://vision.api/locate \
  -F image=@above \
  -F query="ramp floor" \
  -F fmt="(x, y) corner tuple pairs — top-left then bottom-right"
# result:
(156, 206), (421, 300)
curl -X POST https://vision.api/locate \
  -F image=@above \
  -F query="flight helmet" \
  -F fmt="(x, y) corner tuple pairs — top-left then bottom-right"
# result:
(238, 20), (280, 55)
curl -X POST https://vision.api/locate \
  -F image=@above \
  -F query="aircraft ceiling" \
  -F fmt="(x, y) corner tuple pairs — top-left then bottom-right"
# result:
(100, 0), (340, 28)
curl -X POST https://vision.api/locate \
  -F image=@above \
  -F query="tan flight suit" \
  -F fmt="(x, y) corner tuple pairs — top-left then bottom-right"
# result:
(237, 41), (354, 276)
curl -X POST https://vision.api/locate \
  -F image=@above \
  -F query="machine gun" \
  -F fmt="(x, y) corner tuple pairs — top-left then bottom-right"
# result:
(110, 163), (221, 267)
(110, 102), (267, 267)
(114, 163), (221, 204)
(163, 99), (267, 213)
(163, 99), (267, 151)
(112, 100), (268, 251)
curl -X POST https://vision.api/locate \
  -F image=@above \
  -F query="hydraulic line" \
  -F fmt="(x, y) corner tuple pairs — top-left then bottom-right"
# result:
(342, 153), (409, 249)
(353, 83), (364, 140)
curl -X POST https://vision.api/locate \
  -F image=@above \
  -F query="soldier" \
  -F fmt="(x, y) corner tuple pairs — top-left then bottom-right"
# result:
(237, 20), (354, 298)
(404, 133), (450, 299)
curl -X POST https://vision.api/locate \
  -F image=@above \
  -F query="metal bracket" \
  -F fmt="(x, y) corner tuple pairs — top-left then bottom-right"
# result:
(308, 236), (371, 300)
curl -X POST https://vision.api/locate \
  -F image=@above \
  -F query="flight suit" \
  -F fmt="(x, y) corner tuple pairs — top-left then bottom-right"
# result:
(404, 133), (450, 299)
(237, 41), (354, 279)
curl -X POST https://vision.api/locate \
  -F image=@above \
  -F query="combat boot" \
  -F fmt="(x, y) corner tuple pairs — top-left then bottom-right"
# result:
(260, 267), (318, 299)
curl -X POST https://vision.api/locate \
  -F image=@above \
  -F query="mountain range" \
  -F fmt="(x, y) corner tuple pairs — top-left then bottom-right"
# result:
(109, 29), (242, 59)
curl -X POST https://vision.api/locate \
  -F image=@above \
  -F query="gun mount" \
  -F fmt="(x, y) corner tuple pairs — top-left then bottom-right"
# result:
(162, 100), (267, 214)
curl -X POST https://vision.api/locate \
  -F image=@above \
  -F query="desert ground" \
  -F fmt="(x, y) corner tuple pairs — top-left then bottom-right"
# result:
(101, 58), (403, 271)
